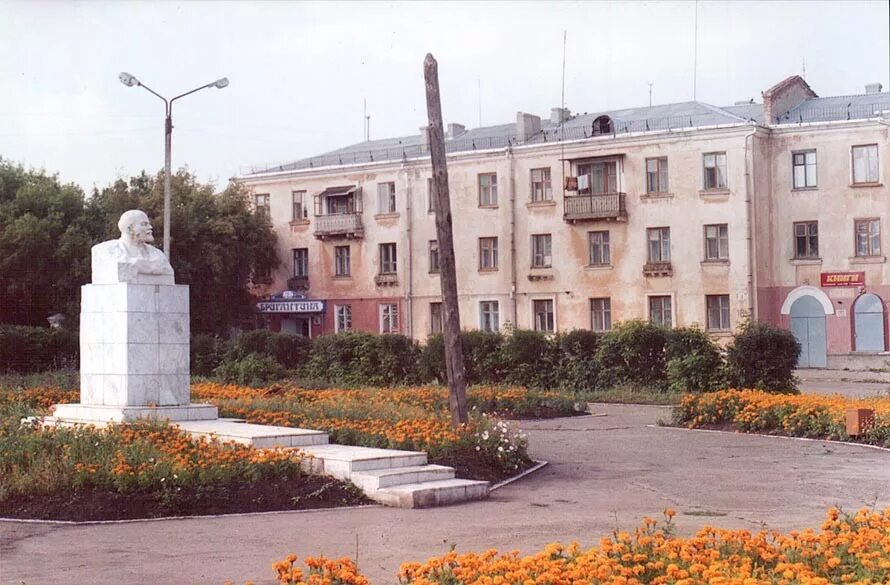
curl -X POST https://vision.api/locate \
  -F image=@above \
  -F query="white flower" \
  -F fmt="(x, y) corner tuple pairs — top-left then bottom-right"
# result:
(481, 431), (489, 440)
(498, 446), (504, 452)
(475, 446), (481, 451)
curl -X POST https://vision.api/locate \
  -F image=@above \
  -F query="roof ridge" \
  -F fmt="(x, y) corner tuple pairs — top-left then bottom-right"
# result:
(695, 101), (751, 122)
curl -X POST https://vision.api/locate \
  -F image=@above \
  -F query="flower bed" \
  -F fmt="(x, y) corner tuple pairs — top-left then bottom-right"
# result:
(192, 383), (564, 479)
(673, 389), (890, 445)
(259, 507), (890, 585)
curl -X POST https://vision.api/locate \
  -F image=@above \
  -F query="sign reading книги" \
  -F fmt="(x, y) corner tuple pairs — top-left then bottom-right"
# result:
(820, 272), (865, 287)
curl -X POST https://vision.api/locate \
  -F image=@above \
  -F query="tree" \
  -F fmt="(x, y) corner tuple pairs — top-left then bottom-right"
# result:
(0, 159), (95, 326)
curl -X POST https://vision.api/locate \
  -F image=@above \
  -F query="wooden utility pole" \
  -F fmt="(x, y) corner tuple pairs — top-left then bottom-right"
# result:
(423, 53), (469, 426)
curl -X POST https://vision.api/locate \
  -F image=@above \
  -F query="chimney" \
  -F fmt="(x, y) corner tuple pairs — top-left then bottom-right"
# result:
(446, 123), (466, 139)
(761, 75), (817, 124)
(516, 112), (541, 141)
(550, 107), (570, 124)
(865, 83), (883, 94)
(419, 126), (430, 153)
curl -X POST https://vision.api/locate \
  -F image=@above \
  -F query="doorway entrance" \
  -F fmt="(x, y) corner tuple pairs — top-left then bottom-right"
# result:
(853, 293), (886, 352)
(789, 295), (827, 368)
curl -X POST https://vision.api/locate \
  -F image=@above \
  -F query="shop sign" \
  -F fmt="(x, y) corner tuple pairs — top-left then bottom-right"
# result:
(257, 300), (325, 313)
(820, 272), (865, 287)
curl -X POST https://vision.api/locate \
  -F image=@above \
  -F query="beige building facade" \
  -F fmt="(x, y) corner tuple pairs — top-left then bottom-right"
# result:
(238, 76), (889, 368)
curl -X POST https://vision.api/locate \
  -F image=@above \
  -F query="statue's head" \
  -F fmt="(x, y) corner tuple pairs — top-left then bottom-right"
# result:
(118, 210), (155, 245)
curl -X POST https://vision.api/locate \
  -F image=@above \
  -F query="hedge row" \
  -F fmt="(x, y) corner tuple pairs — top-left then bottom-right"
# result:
(0, 326), (78, 373)
(196, 320), (800, 393)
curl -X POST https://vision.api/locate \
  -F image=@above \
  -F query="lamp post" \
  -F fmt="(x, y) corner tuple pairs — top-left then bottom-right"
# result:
(118, 72), (229, 260)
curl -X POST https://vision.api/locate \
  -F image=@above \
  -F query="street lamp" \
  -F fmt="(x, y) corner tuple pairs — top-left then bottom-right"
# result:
(118, 72), (229, 259)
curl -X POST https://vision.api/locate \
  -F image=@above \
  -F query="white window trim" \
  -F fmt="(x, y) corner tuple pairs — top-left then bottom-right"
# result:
(334, 304), (352, 333)
(529, 296), (557, 333)
(645, 292), (676, 328)
(851, 144), (880, 185)
(479, 300), (500, 332)
(702, 152), (728, 190)
(378, 303), (399, 334)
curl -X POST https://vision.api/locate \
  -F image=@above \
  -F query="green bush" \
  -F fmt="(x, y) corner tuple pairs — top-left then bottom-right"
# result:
(190, 334), (229, 377)
(213, 352), (285, 386)
(301, 331), (421, 386)
(552, 329), (600, 393)
(665, 326), (724, 393)
(228, 330), (311, 370)
(594, 320), (669, 391)
(418, 334), (447, 383)
(723, 320), (800, 393)
(418, 331), (506, 385)
(501, 329), (555, 389)
(0, 325), (78, 373)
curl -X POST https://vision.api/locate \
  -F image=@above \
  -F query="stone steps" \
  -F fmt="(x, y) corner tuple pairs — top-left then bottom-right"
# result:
(350, 464), (455, 491)
(175, 419), (328, 448)
(374, 478), (490, 508)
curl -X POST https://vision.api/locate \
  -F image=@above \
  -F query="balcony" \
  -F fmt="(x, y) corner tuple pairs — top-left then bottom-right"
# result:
(563, 193), (627, 223)
(314, 213), (364, 240)
(287, 275), (310, 291)
(642, 262), (673, 277)
(374, 273), (399, 287)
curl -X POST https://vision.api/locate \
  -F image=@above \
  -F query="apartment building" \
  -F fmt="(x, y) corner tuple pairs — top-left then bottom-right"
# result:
(237, 75), (889, 368)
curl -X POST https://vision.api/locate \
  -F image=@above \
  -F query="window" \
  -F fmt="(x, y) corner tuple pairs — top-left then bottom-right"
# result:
(324, 193), (357, 215)
(646, 158), (669, 193)
(379, 243), (397, 274)
(480, 301), (500, 332)
(706, 295), (731, 331)
(531, 234), (552, 268)
(852, 144), (879, 184)
(379, 303), (399, 334)
(479, 237), (498, 270)
(703, 224), (729, 261)
(255, 193), (270, 219)
(703, 152), (727, 190)
(533, 299), (555, 333)
(335, 305), (352, 332)
(647, 227), (671, 263)
(794, 221), (819, 258)
(334, 246), (350, 277)
(478, 173), (498, 206)
(590, 298), (612, 332)
(855, 219), (881, 257)
(427, 178), (435, 212)
(649, 296), (672, 327)
(292, 248), (308, 277)
(430, 302), (443, 335)
(588, 231), (611, 265)
(577, 161), (617, 194)
(792, 150), (817, 189)
(292, 191), (307, 220)
(429, 240), (440, 273)
(377, 182), (396, 214)
(530, 168), (552, 201)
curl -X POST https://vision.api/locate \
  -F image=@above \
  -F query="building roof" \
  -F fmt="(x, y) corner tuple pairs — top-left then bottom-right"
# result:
(241, 87), (890, 177)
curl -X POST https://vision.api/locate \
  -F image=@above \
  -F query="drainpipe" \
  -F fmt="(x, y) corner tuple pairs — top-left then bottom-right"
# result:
(744, 125), (758, 320)
(403, 163), (414, 338)
(507, 146), (518, 328)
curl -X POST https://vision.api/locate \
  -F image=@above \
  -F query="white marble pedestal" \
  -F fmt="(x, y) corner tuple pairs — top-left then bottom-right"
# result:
(50, 282), (217, 423)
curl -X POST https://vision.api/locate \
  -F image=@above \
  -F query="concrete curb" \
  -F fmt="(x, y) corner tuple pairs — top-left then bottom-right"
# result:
(649, 424), (890, 453)
(490, 460), (548, 491)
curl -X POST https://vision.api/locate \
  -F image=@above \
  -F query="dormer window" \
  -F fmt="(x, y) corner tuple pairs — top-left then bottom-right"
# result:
(592, 115), (613, 136)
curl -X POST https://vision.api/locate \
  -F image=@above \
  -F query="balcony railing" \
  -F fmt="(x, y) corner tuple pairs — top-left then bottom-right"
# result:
(642, 262), (673, 277)
(564, 193), (627, 222)
(314, 213), (364, 239)
(287, 275), (310, 290)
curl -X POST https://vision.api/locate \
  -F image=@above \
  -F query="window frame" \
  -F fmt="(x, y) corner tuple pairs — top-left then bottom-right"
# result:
(335, 304), (352, 333)
(478, 173), (498, 207)
(852, 144), (879, 185)
(255, 193), (271, 219)
(590, 297), (612, 332)
(429, 240), (440, 273)
(706, 295), (731, 331)
(334, 245), (351, 277)
(588, 230), (611, 266)
(430, 302), (443, 335)
(379, 242), (398, 274)
(648, 295), (673, 328)
(292, 190), (307, 221)
(702, 152), (727, 190)
(703, 224), (729, 261)
(793, 221), (819, 259)
(532, 298), (556, 333)
(377, 182), (397, 214)
(292, 248), (309, 277)
(379, 303), (399, 334)
(854, 218), (881, 257)
(645, 157), (669, 194)
(479, 300), (500, 332)
(791, 150), (817, 189)
(647, 227), (671, 263)
(479, 237), (499, 270)
(531, 233), (553, 268)
(427, 178), (436, 213)
(530, 167), (553, 202)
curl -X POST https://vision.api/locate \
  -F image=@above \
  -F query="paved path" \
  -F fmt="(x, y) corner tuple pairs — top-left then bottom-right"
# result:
(3, 403), (890, 585)
(796, 368), (890, 398)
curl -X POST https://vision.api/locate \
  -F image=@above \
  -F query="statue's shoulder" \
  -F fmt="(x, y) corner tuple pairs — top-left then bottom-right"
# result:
(92, 239), (126, 256)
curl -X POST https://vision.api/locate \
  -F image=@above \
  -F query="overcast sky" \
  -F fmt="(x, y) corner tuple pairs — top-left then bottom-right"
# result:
(2, 0), (888, 194)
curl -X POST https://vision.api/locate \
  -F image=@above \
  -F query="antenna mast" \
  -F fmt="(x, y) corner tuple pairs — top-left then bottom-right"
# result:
(693, 0), (699, 100)
(648, 81), (653, 107)
(363, 99), (370, 141)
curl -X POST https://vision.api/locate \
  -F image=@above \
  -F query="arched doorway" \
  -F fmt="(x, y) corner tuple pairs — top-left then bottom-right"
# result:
(789, 295), (827, 368)
(853, 293), (886, 352)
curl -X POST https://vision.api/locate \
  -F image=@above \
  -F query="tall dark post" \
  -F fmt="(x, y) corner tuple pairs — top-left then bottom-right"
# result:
(423, 54), (468, 426)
